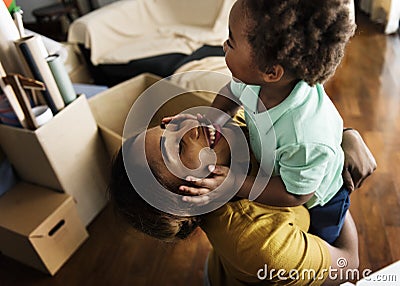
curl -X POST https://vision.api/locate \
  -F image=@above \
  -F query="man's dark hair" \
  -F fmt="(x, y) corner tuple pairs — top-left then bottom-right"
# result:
(108, 147), (201, 242)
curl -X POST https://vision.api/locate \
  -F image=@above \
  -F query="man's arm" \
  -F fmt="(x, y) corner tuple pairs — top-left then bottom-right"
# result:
(323, 211), (359, 285)
(341, 129), (376, 192)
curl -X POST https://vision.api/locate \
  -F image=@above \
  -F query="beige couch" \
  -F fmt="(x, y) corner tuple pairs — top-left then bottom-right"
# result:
(66, 0), (234, 86)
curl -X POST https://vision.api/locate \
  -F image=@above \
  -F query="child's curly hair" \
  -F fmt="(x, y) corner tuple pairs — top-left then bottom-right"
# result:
(243, 0), (356, 86)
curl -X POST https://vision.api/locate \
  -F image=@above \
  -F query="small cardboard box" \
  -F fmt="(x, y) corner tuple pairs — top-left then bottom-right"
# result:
(0, 95), (109, 226)
(0, 182), (89, 275)
(88, 73), (213, 158)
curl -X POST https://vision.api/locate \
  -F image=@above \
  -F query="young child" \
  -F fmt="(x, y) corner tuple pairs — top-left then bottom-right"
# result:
(165, 0), (356, 244)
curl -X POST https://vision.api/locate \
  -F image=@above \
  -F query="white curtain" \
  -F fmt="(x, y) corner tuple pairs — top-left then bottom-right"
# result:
(359, 0), (400, 34)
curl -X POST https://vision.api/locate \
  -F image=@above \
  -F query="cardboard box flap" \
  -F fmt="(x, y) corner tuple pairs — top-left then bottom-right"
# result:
(0, 126), (61, 190)
(89, 73), (212, 136)
(88, 73), (213, 159)
(35, 95), (96, 138)
(0, 182), (70, 236)
(35, 95), (100, 187)
(148, 90), (213, 127)
(0, 95), (109, 226)
(88, 73), (161, 136)
(97, 123), (125, 157)
(36, 95), (108, 225)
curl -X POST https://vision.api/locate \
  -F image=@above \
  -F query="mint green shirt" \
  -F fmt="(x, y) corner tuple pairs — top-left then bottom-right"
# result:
(230, 80), (344, 208)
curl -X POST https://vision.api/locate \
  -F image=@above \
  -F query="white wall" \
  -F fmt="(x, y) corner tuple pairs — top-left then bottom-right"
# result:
(359, 0), (400, 34)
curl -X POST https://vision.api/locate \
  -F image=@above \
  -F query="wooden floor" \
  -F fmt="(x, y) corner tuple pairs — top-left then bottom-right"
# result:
(324, 11), (400, 275)
(1, 11), (399, 286)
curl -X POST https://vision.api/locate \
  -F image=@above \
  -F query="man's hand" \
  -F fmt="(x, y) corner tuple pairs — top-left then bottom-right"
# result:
(342, 129), (377, 192)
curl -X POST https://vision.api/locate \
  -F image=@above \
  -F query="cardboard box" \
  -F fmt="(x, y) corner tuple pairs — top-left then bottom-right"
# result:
(88, 73), (213, 158)
(0, 95), (109, 225)
(0, 182), (89, 275)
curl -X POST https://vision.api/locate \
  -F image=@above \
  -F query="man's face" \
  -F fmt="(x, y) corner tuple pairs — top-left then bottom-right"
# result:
(131, 120), (230, 191)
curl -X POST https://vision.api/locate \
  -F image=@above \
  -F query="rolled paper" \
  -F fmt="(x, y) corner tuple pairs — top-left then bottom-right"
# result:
(14, 35), (65, 113)
(47, 54), (77, 105)
(17, 42), (57, 113)
(0, 1), (25, 74)
(13, 10), (26, 38)
(32, 105), (53, 127)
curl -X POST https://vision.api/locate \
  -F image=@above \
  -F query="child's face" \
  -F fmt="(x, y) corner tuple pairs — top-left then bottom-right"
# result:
(223, 0), (264, 85)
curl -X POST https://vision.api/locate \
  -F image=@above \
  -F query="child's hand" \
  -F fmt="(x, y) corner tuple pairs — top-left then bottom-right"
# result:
(161, 113), (197, 125)
(180, 165), (232, 204)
